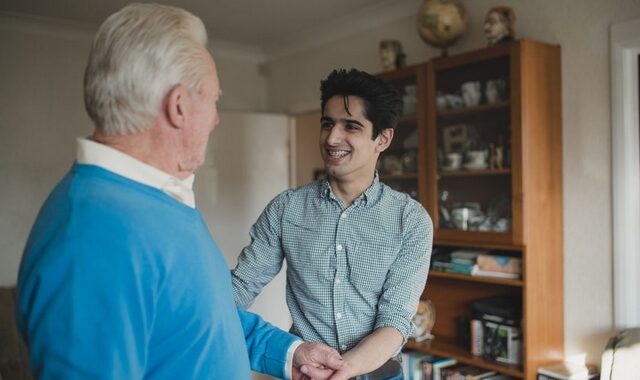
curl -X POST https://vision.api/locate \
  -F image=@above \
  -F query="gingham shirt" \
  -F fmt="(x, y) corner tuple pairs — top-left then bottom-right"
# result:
(232, 175), (433, 353)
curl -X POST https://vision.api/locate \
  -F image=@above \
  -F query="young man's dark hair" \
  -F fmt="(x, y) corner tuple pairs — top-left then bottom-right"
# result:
(320, 68), (403, 139)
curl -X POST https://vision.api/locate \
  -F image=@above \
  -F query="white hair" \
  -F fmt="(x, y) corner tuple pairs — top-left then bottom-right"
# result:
(84, 3), (210, 135)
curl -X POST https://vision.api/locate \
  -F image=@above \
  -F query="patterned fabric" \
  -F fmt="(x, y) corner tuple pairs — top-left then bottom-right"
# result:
(232, 174), (433, 352)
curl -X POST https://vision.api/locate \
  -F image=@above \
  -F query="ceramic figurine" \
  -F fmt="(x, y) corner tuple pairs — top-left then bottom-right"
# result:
(483, 6), (515, 46)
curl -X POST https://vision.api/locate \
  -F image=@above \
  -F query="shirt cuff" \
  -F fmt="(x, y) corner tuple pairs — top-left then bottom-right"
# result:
(285, 340), (304, 380)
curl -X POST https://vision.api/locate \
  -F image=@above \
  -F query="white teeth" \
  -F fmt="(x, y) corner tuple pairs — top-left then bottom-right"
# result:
(328, 150), (349, 157)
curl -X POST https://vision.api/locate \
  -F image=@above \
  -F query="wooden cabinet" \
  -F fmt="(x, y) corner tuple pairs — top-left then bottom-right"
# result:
(399, 40), (564, 379)
(377, 63), (429, 203)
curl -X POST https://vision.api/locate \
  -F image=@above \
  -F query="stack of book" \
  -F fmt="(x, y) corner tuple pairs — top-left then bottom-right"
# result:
(440, 363), (496, 379)
(430, 250), (522, 280)
(471, 253), (522, 280)
(401, 351), (457, 380)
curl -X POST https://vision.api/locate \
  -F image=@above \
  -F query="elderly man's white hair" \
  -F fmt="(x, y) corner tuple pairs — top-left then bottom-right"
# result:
(84, 3), (210, 136)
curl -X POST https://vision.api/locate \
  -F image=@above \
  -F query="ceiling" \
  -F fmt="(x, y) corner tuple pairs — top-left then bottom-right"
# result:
(0, 0), (420, 59)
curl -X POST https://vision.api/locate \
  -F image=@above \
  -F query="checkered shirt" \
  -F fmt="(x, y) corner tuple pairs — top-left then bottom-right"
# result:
(231, 175), (433, 352)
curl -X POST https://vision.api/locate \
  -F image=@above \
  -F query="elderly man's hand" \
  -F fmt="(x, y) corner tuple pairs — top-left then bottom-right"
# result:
(292, 342), (344, 380)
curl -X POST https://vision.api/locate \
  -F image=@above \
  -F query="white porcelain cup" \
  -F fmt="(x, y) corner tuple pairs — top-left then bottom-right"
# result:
(466, 150), (488, 165)
(445, 152), (462, 169)
(461, 81), (482, 107)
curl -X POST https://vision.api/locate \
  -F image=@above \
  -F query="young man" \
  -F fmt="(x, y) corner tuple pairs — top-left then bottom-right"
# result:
(16, 4), (344, 379)
(232, 69), (433, 378)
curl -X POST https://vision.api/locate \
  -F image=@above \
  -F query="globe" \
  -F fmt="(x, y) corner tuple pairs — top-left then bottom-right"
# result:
(416, 0), (468, 55)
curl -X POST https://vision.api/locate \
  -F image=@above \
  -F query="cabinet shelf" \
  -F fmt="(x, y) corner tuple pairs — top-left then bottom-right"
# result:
(405, 337), (524, 378)
(438, 168), (511, 177)
(429, 270), (523, 287)
(437, 101), (510, 119)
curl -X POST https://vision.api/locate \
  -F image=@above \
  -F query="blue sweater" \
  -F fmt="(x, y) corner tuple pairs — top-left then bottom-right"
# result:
(17, 163), (297, 379)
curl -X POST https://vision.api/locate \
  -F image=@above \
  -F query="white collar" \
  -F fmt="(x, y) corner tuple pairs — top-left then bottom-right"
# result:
(76, 137), (196, 208)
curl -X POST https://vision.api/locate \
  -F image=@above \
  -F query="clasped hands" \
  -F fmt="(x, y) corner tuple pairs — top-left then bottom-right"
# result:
(292, 342), (355, 380)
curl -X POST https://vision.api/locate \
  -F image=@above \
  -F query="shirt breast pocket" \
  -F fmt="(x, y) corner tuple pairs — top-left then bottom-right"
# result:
(282, 219), (335, 283)
(348, 239), (400, 291)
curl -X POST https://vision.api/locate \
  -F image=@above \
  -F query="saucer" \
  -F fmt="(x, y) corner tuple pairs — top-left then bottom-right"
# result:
(440, 165), (461, 172)
(463, 162), (488, 170)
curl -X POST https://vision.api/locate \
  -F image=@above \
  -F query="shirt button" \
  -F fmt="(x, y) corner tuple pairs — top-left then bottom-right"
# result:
(336, 312), (342, 319)
(336, 244), (343, 251)
(341, 344), (347, 351)
(335, 278), (341, 284)
(341, 213), (347, 219)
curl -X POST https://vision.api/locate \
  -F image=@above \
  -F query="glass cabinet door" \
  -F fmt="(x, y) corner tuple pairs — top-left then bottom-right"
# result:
(377, 64), (427, 202)
(429, 50), (514, 241)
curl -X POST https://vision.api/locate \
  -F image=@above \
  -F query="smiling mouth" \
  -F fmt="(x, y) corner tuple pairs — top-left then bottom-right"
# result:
(327, 150), (350, 158)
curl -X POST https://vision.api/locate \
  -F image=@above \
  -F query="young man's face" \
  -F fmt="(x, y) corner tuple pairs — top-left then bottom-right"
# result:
(319, 95), (391, 183)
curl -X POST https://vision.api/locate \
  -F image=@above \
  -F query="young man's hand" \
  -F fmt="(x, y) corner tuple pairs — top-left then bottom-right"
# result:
(292, 342), (344, 380)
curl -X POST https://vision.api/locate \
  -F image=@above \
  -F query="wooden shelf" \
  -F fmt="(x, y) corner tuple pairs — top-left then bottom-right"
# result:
(438, 168), (511, 177)
(405, 337), (524, 378)
(433, 239), (524, 251)
(429, 270), (523, 287)
(437, 101), (510, 119)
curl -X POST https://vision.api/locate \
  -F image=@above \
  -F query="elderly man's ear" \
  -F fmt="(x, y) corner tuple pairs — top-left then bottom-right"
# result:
(166, 84), (192, 129)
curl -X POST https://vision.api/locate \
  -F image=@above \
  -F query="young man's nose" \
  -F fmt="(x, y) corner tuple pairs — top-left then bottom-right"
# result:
(326, 124), (346, 144)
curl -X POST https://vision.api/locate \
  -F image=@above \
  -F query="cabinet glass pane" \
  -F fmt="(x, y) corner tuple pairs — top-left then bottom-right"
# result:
(378, 73), (420, 200)
(435, 56), (512, 233)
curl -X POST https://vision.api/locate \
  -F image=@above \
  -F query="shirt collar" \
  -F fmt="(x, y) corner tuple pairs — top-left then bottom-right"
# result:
(76, 137), (196, 208)
(319, 171), (382, 207)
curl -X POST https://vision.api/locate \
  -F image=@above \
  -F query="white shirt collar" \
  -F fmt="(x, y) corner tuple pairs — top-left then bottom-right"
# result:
(76, 137), (196, 208)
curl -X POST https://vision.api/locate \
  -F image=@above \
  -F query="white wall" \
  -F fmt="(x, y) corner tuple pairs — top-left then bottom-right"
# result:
(0, 13), (269, 286)
(262, 0), (640, 364)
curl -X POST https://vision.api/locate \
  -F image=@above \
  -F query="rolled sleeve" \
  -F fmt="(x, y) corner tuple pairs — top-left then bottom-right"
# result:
(375, 202), (433, 342)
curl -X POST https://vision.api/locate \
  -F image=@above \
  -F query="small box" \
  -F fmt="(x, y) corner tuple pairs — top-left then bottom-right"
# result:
(482, 320), (522, 365)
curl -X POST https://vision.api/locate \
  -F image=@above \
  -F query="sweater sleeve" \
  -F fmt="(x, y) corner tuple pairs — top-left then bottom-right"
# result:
(238, 308), (300, 379)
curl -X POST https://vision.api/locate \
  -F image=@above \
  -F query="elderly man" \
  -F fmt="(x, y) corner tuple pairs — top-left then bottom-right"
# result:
(16, 3), (343, 380)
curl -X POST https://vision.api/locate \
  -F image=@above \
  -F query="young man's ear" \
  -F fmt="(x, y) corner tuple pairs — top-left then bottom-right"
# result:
(165, 84), (192, 129)
(375, 128), (394, 152)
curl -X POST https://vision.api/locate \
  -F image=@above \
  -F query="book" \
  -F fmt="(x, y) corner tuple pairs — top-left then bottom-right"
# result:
(402, 351), (435, 380)
(440, 364), (496, 380)
(471, 266), (521, 279)
(476, 254), (521, 274)
(470, 319), (484, 356)
(450, 249), (486, 264)
(421, 355), (457, 380)
(537, 361), (599, 380)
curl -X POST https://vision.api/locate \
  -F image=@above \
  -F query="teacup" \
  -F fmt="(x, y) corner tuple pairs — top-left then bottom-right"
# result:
(444, 152), (462, 169)
(445, 94), (464, 109)
(466, 150), (488, 165)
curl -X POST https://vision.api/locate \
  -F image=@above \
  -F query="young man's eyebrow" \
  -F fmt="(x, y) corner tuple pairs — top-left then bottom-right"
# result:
(320, 116), (364, 127)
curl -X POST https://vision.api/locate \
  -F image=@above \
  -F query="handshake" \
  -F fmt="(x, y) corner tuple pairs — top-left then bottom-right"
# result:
(293, 342), (352, 380)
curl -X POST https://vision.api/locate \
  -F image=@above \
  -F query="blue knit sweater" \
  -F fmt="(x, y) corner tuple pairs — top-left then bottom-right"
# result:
(17, 163), (296, 379)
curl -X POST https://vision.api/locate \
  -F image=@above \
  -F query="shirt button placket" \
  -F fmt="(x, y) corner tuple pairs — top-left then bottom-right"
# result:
(334, 209), (349, 352)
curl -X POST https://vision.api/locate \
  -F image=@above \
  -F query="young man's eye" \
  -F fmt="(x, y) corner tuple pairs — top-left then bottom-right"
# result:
(321, 121), (333, 129)
(346, 123), (360, 131)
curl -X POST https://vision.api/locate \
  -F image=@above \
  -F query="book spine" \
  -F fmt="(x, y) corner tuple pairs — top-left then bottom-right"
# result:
(470, 319), (483, 356)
